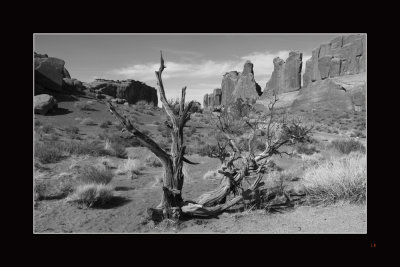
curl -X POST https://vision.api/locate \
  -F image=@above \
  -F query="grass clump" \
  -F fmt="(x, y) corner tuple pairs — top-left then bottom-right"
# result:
(329, 139), (366, 154)
(67, 183), (113, 208)
(116, 158), (144, 179)
(35, 142), (65, 164)
(76, 165), (114, 185)
(65, 126), (79, 135)
(302, 152), (366, 205)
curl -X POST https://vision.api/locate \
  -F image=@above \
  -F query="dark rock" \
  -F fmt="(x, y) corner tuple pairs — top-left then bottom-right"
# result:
(35, 57), (66, 93)
(88, 79), (158, 106)
(34, 94), (58, 115)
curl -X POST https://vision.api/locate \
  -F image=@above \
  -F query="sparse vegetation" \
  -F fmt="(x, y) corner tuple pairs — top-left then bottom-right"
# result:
(67, 183), (114, 207)
(116, 158), (144, 178)
(302, 152), (366, 205)
(329, 139), (366, 154)
(76, 165), (114, 185)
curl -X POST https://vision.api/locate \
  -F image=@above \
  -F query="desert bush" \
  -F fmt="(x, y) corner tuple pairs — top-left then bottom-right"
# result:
(145, 155), (162, 168)
(67, 183), (113, 207)
(296, 143), (318, 155)
(116, 158), (144, 178)
(109, 141), (127, 158)
(329, 139), (366, 154)
(76, 165), (114, 185)
(34, 175), (76, 200)
(35, 120), (42, 127)
(35, 142), (65, 164)
(74, 101), (95, 111)
(63, 140), (110, 157)
(80, 117), (96, 126)
(302, 152), (366, 205)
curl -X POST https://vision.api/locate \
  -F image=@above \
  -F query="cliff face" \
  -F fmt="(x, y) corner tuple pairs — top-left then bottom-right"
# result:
(262, 51), (303, 96)
(89, 79), (158, 106)
(204, 60), (261, 109)
(303, 34), (366, 87)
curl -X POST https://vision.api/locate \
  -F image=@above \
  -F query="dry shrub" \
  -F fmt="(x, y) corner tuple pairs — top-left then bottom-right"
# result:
(329, 139), (366, 154)
(302, 152), (366, 205)
(34, 175), (76, 200)
(76, 166), (114, 185)
(67, 183), (113, 207)
(117, 158), (144, 178)
(35, 142), (66, 164)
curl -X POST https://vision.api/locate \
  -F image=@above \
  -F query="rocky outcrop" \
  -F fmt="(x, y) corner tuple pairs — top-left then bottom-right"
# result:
(34, 94), (58, 115)
(35, 53), (71, 94)
(88, 79), (158, 106)
(232, 61), (262, 102)
(303, 34), (366, 87)
(204, 61), (261, 109)
(291, 73), (366, 112)
(34, 52), (87, 95)
(262, 51), (302, 96)
(213, 88), (222, 105)
(221, 71), (239, 106)
(203, 94), (209, 109)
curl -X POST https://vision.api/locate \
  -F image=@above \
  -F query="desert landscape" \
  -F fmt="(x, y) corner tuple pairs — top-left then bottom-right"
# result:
(33, 34), (366, 233)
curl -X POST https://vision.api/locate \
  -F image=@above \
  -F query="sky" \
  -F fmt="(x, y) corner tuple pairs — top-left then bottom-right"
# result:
(34, 34), (343, 105)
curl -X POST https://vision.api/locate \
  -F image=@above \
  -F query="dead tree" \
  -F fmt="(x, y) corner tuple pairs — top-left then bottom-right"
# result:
(105, 52), (313, 222)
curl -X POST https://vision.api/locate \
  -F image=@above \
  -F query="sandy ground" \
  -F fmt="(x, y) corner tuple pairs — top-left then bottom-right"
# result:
(34, 147), (366, 234)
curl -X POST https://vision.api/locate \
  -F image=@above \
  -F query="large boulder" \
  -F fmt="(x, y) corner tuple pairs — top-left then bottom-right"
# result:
(88, 79), (158, 106)
(62, 78), (84, 92)
(35, 55), (68, 93)
(34, 94), (58, 115)
(262, 51), (303, 96)
(302, 34), (366, 87)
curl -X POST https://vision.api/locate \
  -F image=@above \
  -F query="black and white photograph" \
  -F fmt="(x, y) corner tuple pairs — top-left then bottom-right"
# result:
(33, 33), (367, 234)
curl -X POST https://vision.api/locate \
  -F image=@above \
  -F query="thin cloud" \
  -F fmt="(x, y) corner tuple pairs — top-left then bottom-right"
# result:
(108, 50), (295, 84)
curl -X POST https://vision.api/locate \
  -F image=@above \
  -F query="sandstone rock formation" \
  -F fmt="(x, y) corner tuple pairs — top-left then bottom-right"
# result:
(203, 94), (209, 109)
(302, 34), (366, 88)
(35, 53), (71, 94)
(88, 79), (158, 106)
(34, 94), (58, 115)
(204, 60), (261, 109)
(232, 61), (262, 102)
(221, 71), (239, 106)
(291, 73), (366, 112)
(262, 51), (303, 96)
